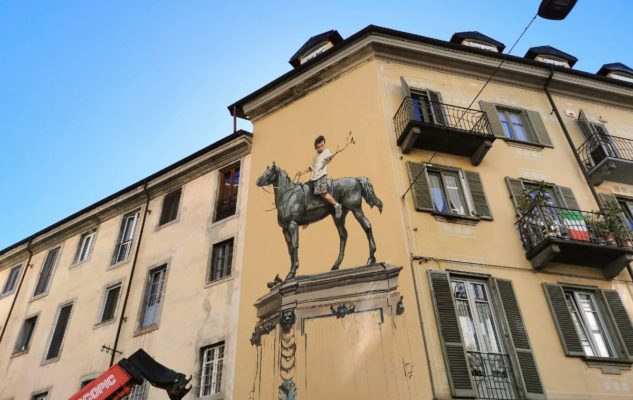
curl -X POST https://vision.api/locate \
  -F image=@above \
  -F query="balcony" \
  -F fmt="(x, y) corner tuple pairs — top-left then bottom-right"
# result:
(577, 134), (633, 185)
(393, 97), (496, 165)
(467, 352), (517, 400)
(516, 205), (633, 279)
(214, 192), (238, 221)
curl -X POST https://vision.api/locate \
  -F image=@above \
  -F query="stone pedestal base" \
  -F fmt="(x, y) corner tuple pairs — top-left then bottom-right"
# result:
(250, 263), (407, 400)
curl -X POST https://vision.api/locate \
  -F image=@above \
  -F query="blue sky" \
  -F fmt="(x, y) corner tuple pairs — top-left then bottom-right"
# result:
(1, 1), (632, 249)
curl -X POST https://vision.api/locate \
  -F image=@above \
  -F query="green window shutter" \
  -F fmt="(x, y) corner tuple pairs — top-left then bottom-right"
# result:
(525, 110), (553, 147)
(464, 170), (492, 220)
(428, 270), (475, 398)
(428, 90), (448, 126)
(493, 279), (545, 399)
(601, 290), (633, 359)
(598, 193), (630, 233)
(400, 76), (411, 98)
(505, 177), (525, 213)
(577, 109), (595, 140)
(479, 101), (505, 138)
(542, 283), (585, 357)
(406, 162), (434, 212)
(555, 186), (579, 210)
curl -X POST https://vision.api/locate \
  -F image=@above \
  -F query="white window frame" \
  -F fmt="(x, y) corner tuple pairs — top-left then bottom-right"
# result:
(74, 229), (97, 265)
(564, 289), (616, 358)
(426, 167), (477, 217)
(208, 239), (234, 282)
(198, 342), (225, 397)
(97, 283), (122, 324)
(139, 265), (168, 330)
(2, 263), (22, 296)
(112, 211), (139, 265)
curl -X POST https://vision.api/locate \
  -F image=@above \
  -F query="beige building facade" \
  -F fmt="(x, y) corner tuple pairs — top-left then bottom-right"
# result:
(0, 131), (251, 399)
(229, 26), (633, 400)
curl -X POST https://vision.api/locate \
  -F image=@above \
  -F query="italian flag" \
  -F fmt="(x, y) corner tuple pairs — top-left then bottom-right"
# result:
(558, 210), (590, 241)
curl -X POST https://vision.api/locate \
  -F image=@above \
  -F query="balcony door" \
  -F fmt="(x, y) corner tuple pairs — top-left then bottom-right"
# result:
(411, 89), (447, 127)
(451, 278), (517, 400)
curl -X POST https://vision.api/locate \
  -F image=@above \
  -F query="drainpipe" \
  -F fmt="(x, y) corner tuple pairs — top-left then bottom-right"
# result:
(109, 181), (151, 366)
(0, 238), (34, 344)
(543, 68), (633, 283)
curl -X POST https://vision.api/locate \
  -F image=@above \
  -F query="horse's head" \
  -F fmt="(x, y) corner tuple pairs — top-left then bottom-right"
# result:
(256, 162), (278, 187)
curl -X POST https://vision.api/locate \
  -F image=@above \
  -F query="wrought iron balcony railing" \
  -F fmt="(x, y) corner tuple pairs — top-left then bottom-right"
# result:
(393, 97), (494, 163)
(577, 134), (633, 185)
(467, 351), (517, 400)
(517, 205), (633, 252)
(393, 97), (492, 142)
(215, 192), (238, 221)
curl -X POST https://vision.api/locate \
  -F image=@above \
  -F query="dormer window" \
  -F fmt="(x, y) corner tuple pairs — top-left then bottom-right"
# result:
(299, 42), (334, 65)
(534, 55), (570, 68)
(597, 63), (633, 84)
(524, 46), (577, 68)
(289, 30), (343, 68)
(461, 39), (499, 52)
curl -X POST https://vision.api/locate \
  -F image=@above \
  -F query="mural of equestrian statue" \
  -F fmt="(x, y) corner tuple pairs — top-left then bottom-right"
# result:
(255, 150), (383, 280)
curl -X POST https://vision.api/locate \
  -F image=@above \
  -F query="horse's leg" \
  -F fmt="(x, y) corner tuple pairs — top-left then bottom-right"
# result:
(282, 227), (293, 272)
(351, 208), (377, 265)
(331, 210), (348, 270)
(285, 221), (300, 280)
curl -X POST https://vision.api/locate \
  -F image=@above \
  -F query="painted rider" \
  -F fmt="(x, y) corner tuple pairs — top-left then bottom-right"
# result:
(295, 135), (343, 218)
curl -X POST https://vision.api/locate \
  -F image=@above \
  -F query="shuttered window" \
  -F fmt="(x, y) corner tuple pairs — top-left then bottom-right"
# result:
(505, 177), (579, 214)
(480, 101), (553, 147)
(429, 270), (544, 399)
(2, 264), (22, 295)
(33, 247), (61, 297)
(45, 302), (73, 360)
(159, 188), (181, 226)
(543, 283), (633, 361)
(599, 193), (633, 232)
(407, 161), (492, 220)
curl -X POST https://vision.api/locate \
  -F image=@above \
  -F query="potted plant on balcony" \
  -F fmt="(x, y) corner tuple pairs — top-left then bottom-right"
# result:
(516, 182), (564, 240)
(601, 201), (630, 246)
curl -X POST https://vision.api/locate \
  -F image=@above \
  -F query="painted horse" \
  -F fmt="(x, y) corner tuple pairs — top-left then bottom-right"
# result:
(256, 162), (383, 280)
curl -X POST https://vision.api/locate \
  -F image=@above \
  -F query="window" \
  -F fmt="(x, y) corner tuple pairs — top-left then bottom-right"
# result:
(33, 247), (61, 297)
(429, 271), (544, 399)
(618, 199), (633, 230)
(209, 239), (234, 282)
(159, 189), (182, 226)
(406, 162), (492, 220)
(45, 302), (73, 360)
(80, 378), (95, 388)
(480, 101), (553, 147)
(123, 381), (147, 400)
(98, 284), (122, 323)
(410, 89), (447, 126)
(505, 177), (578, 214)
(577, 110), (620, 165)
(140, 265), (167, 329)
(199, 342), (225, 397)
(112, 211), (139, 265)
(74, 229), (96, 264)
(32, 392), (48, 400)
(544, 284), (633, 362)
(2, 264), (22, 295)
(13, 315), (37, 353)
(215, 164), (240, 221)
(497, 108), (534, 142)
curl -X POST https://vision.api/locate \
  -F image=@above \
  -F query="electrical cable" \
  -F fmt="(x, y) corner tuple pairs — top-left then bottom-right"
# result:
(402, 14), (538, 199)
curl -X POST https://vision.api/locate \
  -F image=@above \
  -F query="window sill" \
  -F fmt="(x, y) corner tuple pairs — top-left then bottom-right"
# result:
(108, 258), (131, 271)
(156, 218), (179, 232)
(133, 324), (159, 337)
(198, 392), (224, 400)
(0, 290), (16, 300)
(205, 275), (234, 289)
(209, 211), (239, 230)
(503, 138), (552, 149)
(11, 349), (29, 358)
(431, 211), (490, 224)
(30, 292), (49, 303)
(41, 356), (61, 366)
(584, 357), (632, 374)
(70, 258), (91, 270)
(94, 318), (117, 329)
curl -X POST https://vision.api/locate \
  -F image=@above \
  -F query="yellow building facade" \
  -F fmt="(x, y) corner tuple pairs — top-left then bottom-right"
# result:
(229, 26), (633, 400)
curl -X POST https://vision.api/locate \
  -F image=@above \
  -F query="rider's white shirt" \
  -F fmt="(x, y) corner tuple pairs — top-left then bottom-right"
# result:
(309, 149), (332, 181)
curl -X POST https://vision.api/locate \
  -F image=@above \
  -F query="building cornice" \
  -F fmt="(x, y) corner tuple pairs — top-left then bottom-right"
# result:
(0, 132), (252, 266)
(230, 26), (633, 121)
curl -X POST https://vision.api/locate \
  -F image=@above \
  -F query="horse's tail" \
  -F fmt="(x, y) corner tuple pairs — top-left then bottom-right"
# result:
(357, 177), (383, 213)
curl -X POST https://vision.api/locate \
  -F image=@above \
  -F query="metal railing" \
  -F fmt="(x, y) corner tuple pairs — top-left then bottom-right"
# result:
(577, 133), (633, 170)
(467, 352), (517, 400)
(215, 192), (238, 221)
(516, 205), (633, 252)
(393, 97), (492, 141)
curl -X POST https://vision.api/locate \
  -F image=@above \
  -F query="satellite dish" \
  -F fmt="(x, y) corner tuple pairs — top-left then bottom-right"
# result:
(538, 0), (577, 20)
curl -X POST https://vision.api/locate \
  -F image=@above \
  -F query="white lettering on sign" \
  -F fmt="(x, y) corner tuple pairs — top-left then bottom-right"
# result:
(81, 375), (117, 400)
